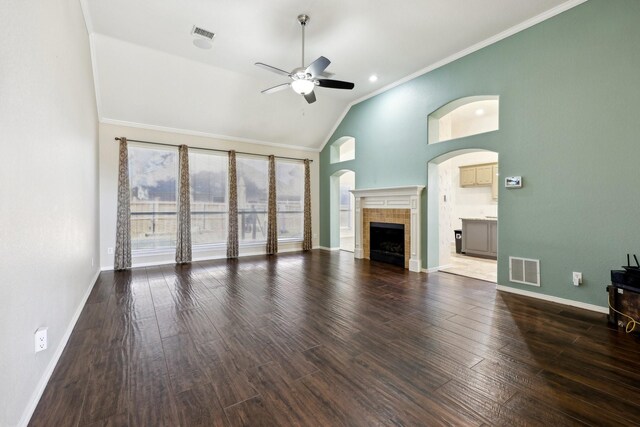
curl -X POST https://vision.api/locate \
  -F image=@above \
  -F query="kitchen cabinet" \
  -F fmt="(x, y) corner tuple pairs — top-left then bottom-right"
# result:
(459, 162), (498, 187)
(459, 168), (476, 186)
(475, 165), (493, 185)
(461, 218), (497, 259)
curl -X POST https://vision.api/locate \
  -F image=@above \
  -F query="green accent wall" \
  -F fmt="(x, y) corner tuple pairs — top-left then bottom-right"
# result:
(319, 0), (640, 307)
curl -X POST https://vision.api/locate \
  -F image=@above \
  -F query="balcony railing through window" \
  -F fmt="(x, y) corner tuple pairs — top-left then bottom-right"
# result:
(131, 209), (303, 250)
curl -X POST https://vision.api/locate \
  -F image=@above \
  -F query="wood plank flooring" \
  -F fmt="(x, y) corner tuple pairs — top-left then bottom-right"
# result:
(29, 250), (640, 426)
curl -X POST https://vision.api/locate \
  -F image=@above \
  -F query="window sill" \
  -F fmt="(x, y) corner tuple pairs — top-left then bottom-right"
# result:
(132, 239), (303, 257)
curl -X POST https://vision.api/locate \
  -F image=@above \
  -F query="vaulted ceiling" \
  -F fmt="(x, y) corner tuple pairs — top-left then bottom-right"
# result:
(82, 0), (581, 150)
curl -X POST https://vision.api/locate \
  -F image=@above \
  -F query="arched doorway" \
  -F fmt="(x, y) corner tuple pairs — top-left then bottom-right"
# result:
(329, 169), (355, 252)
(427, 149), (499, 282)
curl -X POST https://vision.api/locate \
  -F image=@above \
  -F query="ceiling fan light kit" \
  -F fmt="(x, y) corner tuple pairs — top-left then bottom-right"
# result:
(255, 14), (354, 104)
(291, 79), (315, 95)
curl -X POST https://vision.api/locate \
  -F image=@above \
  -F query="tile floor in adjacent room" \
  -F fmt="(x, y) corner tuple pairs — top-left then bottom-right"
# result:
(439, 251), (498, 283)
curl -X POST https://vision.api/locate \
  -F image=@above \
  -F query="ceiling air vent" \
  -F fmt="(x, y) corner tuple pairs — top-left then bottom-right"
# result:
(192, 26), (215, 40)
(509, 256), (540, 287)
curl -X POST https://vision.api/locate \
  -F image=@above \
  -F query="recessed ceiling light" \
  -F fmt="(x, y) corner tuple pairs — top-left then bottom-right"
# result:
(369, 74), (378, 82)
(475, 108), (485, 116)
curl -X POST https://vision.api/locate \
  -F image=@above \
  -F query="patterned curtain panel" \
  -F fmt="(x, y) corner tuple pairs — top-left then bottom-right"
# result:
(175, 145), (192, 264)
(227, 150), (239, 258)
(114, 138), (131, 270)
(266, 155), (278, 255)
(303, 159), (312, 251)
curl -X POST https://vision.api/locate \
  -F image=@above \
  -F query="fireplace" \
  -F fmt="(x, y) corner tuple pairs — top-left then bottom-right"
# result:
(351, 186), (425, 272)
(370, 222), (405, 267)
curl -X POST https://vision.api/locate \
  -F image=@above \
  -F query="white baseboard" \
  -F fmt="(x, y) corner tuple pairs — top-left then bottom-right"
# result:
(318, 246), (340, 251)
(496, 284), (608, 314)
(19, 268), (101, 427)
(422, 264), (453, 273)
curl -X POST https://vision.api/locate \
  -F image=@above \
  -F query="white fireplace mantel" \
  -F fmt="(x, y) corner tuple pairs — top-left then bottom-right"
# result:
(350, 185), (425, 272)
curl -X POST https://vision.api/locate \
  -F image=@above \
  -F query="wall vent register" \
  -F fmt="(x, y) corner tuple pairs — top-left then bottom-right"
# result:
(509, 256), (540, 286)
(192, 26), (215, 40)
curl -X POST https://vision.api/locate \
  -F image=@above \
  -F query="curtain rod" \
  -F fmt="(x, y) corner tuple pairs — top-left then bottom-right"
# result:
(114, 137), (313, 163)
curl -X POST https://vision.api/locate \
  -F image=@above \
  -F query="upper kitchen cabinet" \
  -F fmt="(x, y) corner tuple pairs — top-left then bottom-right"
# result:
(459, 162), (498, 188)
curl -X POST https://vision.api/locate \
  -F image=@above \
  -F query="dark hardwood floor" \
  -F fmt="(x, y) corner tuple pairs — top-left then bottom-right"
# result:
(29, 250), (640, 426)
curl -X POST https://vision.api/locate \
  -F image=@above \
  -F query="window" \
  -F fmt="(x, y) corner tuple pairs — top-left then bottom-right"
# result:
(236, 156), (269, 243)
(128, 147), (305, 251)
(276, 161), (304, 240)
(189, 150), (228, 246)
(128, 145), (178, 250)
(330, 136), (356, 163)
(428, 96), (499, 144)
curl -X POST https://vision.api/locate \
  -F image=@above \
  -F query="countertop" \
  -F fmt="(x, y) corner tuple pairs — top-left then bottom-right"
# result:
(460, 217), (498, 221)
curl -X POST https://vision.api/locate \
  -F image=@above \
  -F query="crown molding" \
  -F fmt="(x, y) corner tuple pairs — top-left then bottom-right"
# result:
(99, 118), (321, 153)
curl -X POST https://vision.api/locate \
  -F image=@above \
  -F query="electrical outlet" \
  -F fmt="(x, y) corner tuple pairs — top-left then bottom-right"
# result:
(572, 272), (582, 286)
(107, 247), (114, 255)
(35, 327), (48, 353)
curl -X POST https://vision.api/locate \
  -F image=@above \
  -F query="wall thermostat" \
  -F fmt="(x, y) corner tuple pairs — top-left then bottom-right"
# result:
(505, 176), (522, 188)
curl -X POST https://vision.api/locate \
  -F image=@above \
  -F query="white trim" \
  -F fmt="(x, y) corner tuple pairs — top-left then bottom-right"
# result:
(19, 269), (101, 427)
(496, 284), (608, 314)
(100, 118), (320, 153)
(318, 246), (340, 251)
(79, 0), (103, 120)
(352, 186), (425, 272)
(422, 264), (453, 273)
(318, 0), (588, 152)
(351, 185), (426, 199)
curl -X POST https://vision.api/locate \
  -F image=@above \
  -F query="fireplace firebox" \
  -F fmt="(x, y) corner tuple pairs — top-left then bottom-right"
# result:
(370, 222), (405, 267)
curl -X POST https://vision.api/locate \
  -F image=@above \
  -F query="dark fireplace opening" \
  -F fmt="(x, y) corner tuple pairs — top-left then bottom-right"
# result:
(370, 222), (405, 267)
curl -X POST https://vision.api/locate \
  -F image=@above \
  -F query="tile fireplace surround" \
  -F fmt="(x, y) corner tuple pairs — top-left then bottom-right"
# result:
(351, 186), (425, 272)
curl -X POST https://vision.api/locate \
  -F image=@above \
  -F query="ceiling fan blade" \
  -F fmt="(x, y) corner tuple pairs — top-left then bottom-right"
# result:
(317, 79), (355, 90)
(255, 62), (292, 77)
(305, 56), (331, 77)
(261, 83), (291, 94)
(304, 91), (317, 104)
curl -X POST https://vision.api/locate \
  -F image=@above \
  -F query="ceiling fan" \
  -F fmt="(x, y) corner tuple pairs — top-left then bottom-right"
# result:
(255, 14), (355, 104)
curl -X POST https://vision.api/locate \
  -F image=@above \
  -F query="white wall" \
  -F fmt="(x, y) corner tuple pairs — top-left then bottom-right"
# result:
(99, 123), (320, 269)
(438, 151), (498, 264)
(0, 1), (99, 426)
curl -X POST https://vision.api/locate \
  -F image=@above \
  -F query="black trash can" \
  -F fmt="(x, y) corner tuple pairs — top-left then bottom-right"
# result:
(454, 229), (463, 254)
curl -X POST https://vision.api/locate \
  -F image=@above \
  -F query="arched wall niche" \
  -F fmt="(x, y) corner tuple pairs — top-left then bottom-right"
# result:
(428, 96), (499, 144)
(330, 136), (356, 164)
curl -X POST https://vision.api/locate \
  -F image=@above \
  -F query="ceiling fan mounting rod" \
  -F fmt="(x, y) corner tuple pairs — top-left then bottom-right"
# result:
(298, 14), (309, 68)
